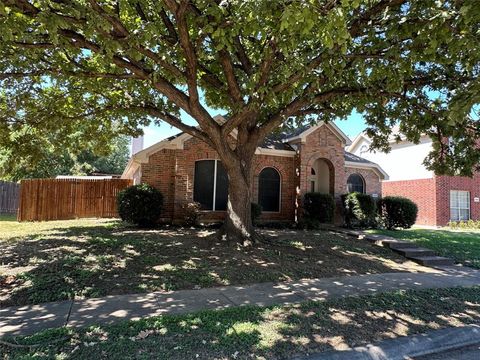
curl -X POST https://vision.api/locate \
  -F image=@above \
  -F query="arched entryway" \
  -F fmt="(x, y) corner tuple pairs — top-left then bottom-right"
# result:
(309, 158), (334, 194)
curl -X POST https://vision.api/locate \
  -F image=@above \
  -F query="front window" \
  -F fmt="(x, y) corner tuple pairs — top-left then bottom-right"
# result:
(347, 174), (365, 193)
(193, 160), (228, 210)
(450, 190), (470, 221)
(258, 167), (281, 212)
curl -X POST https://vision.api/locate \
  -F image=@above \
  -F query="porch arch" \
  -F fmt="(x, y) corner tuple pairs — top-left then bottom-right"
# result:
(308, 157), (335, 195)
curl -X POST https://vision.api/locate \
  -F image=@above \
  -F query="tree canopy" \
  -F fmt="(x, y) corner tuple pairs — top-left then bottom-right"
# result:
(0, 135), (130, 181)
(1, 0), (479, 242)
(1, 0), (479, 174)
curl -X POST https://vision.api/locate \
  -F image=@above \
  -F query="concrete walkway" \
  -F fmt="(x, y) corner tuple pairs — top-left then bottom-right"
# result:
(2, 266), (480, 338)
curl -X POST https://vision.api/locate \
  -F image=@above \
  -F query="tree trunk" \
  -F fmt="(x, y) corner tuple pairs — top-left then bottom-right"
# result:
(220, 157), (257, 246)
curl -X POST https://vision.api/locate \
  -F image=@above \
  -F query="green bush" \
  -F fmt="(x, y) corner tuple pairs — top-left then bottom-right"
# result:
(448, 220), (480, 230)
(117, 184), (163, 227)
(303, 192), (335, 223)
(251, 203), (262, 224)
(342, 192), (377, 229)
(378, 196), (418, 230)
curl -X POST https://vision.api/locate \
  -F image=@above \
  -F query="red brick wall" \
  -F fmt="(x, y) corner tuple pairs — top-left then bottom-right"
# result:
(140, 148), (177, 221)
(141, 136), (296, 222)
(382, 178), (437, 226)
(139, 127), (384, 225)
(345, 167), (382, 196)
(252, 154), (296, 221)
(298, 126), (346, 195)
(435, 174), (480, 225)
(297, 125), (346, 223)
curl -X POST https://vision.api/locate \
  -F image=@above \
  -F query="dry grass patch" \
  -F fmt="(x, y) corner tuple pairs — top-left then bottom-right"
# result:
(1, 218), (432, 307)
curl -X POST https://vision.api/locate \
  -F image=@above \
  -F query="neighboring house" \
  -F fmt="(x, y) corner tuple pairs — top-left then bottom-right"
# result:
(348, 131), (480, 226)
(122, 115), (387, 223)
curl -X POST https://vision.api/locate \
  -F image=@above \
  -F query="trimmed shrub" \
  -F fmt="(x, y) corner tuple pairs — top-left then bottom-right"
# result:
(303, 192), (335, 223)
(448, 220), (480, 230)
(181, 201), (202, 226)
(251, 203), (262, 224)
(378, 196), (418, 229)
(341, 192), (377, 229)
(117, 184), (163, 227)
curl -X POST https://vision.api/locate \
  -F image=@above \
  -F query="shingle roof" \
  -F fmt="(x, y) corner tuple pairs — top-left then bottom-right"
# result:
(281, 125), (310, 139)
(164, 130), (296, 151)
(344, 151), (375, 164)
(166, 132), (184, 141)
(259, 136), (294, 151)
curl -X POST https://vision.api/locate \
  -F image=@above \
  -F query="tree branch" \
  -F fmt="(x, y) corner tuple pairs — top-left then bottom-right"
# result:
(141, 105), (213, 147)
(233, 36), (253, 75)
(0, 70), (138, 80)
(219, 49), (244, 105)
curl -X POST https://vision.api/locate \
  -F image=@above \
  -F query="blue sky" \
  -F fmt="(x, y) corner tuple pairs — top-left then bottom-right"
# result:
(141, 109), (367, 148)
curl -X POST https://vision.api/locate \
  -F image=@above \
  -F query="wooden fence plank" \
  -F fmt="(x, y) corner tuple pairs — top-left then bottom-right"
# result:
(17, 178), (132, 221)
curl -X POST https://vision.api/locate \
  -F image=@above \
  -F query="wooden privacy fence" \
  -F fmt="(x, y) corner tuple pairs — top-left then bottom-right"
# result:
(18, 178), (133, 221)
(0, 180), (20, 214)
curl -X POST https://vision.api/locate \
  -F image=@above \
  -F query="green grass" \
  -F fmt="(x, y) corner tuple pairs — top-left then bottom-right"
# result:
(0, 213), (17, 222)
(2, 286), (480, 359)
(368, 228), (480, 269)
(0, 218), (429, 307)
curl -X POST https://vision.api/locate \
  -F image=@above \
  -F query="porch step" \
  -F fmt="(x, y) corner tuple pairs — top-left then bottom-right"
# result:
(334, 228), (456, 269)
(409, 256), (455, 267)
(379, 239), (416, 249)
(392, 247), (436, 258)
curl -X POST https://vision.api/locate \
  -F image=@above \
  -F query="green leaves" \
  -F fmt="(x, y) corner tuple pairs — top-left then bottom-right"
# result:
(0, 0), (479, 177)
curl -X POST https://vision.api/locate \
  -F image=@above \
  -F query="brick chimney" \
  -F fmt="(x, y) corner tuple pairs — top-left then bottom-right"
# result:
(131, 135), (144, 155)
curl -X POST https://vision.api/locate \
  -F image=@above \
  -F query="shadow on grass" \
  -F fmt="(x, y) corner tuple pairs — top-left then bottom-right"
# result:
(1, 223), (427, 307)
(3, 287), (480, 359)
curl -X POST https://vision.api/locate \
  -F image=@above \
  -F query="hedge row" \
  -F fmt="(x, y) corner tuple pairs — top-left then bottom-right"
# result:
(116, 185), (418, 230)
(301, 191), (418, 230)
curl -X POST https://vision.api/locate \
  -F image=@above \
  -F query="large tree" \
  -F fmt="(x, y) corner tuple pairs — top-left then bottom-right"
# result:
(0, 134), (130, 181)
(0, 0), (479, 244)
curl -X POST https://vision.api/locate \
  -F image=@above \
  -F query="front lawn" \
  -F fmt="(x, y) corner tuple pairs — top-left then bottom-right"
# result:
(2, 286), (479, 359)
(0, 219), (429, 307)
(369, 228), (480, 269)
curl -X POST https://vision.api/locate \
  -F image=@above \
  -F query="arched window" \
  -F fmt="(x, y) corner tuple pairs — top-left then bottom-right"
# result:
(258, 167), (280, 212)
(347, 174), (365, 194)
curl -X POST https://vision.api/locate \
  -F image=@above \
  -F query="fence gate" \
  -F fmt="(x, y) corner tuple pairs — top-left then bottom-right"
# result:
(17, 178), (132, 221)
(0, 180), (20, 214)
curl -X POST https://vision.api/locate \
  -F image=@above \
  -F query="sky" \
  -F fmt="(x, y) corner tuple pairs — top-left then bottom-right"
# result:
(141, 109), (367, 149)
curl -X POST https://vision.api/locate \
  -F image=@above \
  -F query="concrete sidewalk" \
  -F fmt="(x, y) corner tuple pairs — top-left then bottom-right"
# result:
(2, 266), (480, 337)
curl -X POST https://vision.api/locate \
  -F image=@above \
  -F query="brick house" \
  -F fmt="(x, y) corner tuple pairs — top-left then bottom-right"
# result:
(348, 131), (480, 226)
(122, 115), (388, 223)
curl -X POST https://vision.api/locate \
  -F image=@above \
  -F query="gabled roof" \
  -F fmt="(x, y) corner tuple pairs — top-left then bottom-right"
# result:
(344, 151), (375, 165)
(122, 116), (389, 179)
(344, 151), (389, 180)
(348, 126), (408, 153)
(284, 121), (352, 145)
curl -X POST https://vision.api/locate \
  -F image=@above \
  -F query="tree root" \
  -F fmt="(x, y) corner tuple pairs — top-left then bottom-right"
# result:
(214, 225), (275, 247)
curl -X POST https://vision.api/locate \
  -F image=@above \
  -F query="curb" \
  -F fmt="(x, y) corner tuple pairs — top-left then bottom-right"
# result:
(301, 324), (480, 360)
